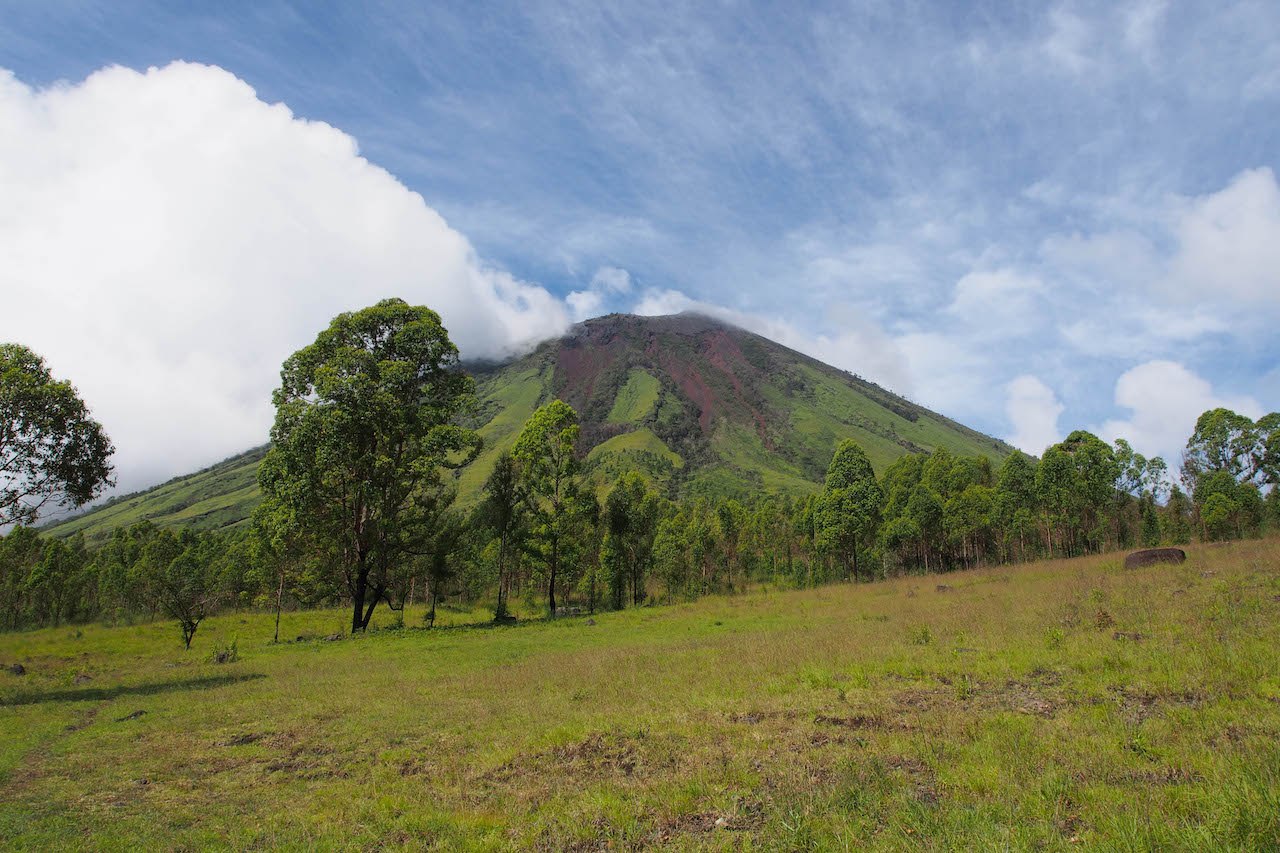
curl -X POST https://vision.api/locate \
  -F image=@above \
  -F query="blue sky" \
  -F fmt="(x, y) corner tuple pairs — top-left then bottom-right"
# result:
(2, 1), (1279, 492)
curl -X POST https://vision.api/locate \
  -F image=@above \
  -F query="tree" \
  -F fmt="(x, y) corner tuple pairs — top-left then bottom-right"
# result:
(601, 472), (661, 609)
(259, 299), (481, 634)
(994, 452), (1038, 562)
(478, 451), (525, 621)
(815, 439), (883, 582)
(1181, 408), (1278, 492)
(513, 400), (586, 616)
(1, 344), (114, 526)
(1037, 431), (1119, 556)
(249, 499), (319, 643)
(139, 529), (218, 649)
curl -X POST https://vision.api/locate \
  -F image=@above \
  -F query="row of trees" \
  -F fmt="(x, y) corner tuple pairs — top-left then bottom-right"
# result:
(3, 300), (1278, 644)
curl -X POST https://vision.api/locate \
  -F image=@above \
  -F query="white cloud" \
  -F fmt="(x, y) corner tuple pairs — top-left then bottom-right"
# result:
(1166, 167), (1280, 306)
(1004, 375), (1064, 456)
(565, 265), (635, 320)
(565, 289), (605, 321)
(0, 62), (570, 495)
(590, 265), (633, 294)
(946, 268), (1045, 336)
(1097, 360), (1263, 461)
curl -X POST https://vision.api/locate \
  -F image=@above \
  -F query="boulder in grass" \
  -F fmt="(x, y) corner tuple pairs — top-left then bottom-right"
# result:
(1123, 548), (1186, 569)
(6, 663), (24, 676)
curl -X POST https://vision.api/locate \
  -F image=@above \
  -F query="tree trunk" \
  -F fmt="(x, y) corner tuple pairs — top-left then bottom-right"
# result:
(273, 566), (285, 644)
(350, 558), (368, 634)
(548, 535), (558, 617)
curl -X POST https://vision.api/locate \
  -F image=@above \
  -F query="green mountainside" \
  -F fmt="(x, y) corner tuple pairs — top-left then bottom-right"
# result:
(47, 313), (1013, 542)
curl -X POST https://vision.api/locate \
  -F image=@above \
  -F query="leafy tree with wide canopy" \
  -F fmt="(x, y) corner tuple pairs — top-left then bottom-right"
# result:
(1181, 408), (1280, 492)
(1, 343), (114, 526)
(259, 299), (480, 634)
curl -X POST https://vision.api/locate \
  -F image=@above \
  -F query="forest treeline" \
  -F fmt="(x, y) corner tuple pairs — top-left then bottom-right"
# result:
(3, 301), (1278, 646)
(3, 405), (1276, 642)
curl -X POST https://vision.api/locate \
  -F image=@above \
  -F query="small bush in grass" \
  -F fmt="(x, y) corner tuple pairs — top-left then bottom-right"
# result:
(908, 625), (933, 646)
(209, 640), (239, 664)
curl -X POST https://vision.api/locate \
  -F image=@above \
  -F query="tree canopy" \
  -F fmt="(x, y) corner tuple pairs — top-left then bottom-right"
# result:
(1, 343), (114, 526)
(258, 298), (481, 633)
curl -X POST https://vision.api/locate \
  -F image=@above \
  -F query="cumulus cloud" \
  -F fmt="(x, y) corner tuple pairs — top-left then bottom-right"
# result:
(1096, 360), (1263, 461)
(0, 62), (570, 495)
(1004, 375), (1065, 456)
(1166, 167), (1280, 306)
(565, 265), (634, 320)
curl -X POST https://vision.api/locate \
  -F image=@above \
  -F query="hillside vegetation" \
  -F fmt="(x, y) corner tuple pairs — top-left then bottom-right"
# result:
(46, 314), (1011, 543)
(1, 539), (1277, 849)
(43, 446), (266, 543)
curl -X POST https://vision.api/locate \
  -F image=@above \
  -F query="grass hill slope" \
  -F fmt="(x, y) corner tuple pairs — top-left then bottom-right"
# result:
(2, 540), (1277, 848)
(48, 313), (1013, 542)
(44, 446), (267, 543)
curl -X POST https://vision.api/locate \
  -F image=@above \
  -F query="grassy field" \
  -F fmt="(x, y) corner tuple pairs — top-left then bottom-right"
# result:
(2, 541), (1279, 850)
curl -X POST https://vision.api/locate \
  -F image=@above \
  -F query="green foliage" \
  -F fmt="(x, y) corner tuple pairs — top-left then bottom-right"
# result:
(513, 400), (592, 615)
(1037, 431), (1120, 557)
(478, 451), (525, 621)
(605, 369), (661, 423)
(601, 473), (662, 609)
(1182, 407), (1280, 494)
(259, 298), (481, 634)
(816, 439), (883, 581)
(1, 343), (114, 525)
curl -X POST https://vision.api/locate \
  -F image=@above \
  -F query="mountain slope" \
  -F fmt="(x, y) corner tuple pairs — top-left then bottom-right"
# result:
(461, 313), (1011, 500)
(47, 313), (1013, 542)
(44, 446), (267, 542)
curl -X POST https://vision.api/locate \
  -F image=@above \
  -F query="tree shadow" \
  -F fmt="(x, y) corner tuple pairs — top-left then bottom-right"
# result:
(0, 672), (267, 707)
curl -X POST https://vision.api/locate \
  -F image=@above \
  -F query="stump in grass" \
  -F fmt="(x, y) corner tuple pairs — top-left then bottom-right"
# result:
(1123, 548), (1186, 569)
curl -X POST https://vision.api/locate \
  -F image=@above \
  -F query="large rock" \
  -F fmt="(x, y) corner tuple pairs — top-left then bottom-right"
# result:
(1123, 548), (1186, 569)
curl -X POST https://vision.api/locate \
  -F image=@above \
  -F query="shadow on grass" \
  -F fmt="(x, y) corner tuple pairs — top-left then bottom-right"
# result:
(0, 672), (267, 707)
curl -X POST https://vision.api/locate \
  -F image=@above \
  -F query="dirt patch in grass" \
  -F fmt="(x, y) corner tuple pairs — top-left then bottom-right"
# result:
(1107, 685), (1208, 722)
(728, 709), (801, 724)
(484, 730), (678, 787)
(814, 712), (908, 731)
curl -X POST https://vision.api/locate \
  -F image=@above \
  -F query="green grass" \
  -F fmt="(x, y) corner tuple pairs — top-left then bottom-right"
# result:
(3, 540), (1279, 849)
(607, 369), (661, 424)
(588, 427), (684, 469)
(452, 365), (549, 504)
(42, 447), (267, 544)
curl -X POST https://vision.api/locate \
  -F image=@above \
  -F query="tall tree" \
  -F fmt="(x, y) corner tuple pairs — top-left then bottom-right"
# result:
(1181, 408), (1278, 492)
(1037, 431), (1120, 556)
(478, 451), (525, 621)
(259, 299), (481, 634)
(816, 439), (883, 582)
(601, 472), (661, 609)
(513, 400), (585, 616)
(1, 343), (114, 526)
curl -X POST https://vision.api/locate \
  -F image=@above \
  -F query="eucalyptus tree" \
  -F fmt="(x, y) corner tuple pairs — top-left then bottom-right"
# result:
(1036, 431), (1120, 556)
(512, 399), (587, 616)
(816, 439), (883, 582)
(478, 451), (525, 621)
(1181, 408), (1279, 492)
(1, 343), (114, 526)
(259, 299), (481, 634)
(601, 471), (662, 608)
